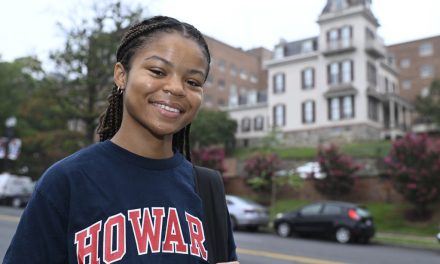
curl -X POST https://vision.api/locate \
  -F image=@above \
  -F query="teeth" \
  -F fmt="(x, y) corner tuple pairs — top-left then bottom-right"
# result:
(155, 103), (180, 113)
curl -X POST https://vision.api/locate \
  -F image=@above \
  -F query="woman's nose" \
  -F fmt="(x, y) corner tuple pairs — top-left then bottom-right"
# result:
(163, 76), (186, 97)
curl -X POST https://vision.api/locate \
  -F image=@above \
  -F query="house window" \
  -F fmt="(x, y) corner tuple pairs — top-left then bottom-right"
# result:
(254, 116), (264, 131)
(328, 29), (339, 50)
(421, 87), (430, 97)
(241, 118), (251, 132)
(367, 62), (377, 86)
(273, 73), (285, 93)
(402, 80), (412, 90)
(250, 74), (258, 83)
(343, 96), (353, 118)
(273, 104), (286, 127)
(218, 79), (225, 91)
(302, 68), (315, 89)
(329, 62), (339, 84)
(329, 96), (355, 120)
(274, 45), (284, 59)
(419, 42), (433, 56)
(205, 75), (213, 87)
(229, 84), (238, 106)
(420, 64), (434, 78)
(230, 64), (237, 76)
(384, 77), (389, 93)
(302, 100), (315, 124)
(330, 97), (340, 120)
(341, 26), (352, 48)
(218, 60), (226, 72)
(328, 60), (353, 84)
(368, 96), (379, 121)
(240, 70), (248, 80)
(400, 58), (410, 68)
(342, 60), (352, 83)
(302, 40), (314, 53)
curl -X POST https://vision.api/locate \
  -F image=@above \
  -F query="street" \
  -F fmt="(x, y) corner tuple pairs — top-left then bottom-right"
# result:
(1, 206), (439, 263)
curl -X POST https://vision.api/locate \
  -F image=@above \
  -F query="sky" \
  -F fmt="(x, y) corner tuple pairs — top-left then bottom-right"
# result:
(1, 0), (439, 69)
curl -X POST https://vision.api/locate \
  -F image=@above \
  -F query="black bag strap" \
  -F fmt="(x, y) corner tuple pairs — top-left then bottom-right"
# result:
(193, 165), (229, 263)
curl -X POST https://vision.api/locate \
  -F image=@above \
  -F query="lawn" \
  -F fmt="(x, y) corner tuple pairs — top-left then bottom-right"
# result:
(232, 140), (391, 160)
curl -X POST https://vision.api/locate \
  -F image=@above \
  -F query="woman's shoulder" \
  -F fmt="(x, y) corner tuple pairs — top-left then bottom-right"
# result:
(36, 142), (107, 188)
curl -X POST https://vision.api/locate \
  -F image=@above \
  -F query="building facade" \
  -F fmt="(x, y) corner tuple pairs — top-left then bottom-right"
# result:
(387, 35), (440, 132)
(202, 36), (270, 110)
(229, 0), (413, 147)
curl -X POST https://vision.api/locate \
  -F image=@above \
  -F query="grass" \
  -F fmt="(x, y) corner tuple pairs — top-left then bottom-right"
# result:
(232, 140), (391, 160)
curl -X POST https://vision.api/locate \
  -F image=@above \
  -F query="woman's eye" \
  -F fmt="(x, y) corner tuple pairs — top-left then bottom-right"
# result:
(150, 69), (165, 76)
(187, 80), (202, 87)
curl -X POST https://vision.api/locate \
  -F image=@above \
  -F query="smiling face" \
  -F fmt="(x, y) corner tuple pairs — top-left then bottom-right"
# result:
(114, 31), (208, 144)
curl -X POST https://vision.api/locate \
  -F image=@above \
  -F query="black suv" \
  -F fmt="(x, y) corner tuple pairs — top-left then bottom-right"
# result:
(274, 201), (375, 244)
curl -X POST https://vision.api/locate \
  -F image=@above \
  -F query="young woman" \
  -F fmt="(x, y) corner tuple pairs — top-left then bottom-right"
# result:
(3, 16), (238, 264)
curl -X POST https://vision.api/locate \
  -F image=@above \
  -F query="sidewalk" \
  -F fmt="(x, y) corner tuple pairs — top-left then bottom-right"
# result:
(374, 232), (439, 250)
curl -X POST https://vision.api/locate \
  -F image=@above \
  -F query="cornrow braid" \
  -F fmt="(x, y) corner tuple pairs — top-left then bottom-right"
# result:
(96, 15), (210, 161)
(97, 85), (123, 141)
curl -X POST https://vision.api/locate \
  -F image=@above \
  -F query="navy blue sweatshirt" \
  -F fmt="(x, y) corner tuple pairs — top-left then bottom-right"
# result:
(3, 140), (237, 263)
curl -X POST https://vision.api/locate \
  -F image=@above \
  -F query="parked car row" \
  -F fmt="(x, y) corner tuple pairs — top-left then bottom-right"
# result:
(225, 195), (376, 244)
(0, 172), (34, 208)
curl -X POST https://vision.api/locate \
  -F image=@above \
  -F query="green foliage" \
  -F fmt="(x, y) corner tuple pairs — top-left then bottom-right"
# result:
(415, 78), (440, 126)
(243, 153), (281, 193)
(50, 1), (144, 143)
(190, 109), (237, 149)
(312, 144), (361, 198)
(16, 130), (85, 180)
(0, 57), (44, 135)
(384, 133), (440, 219)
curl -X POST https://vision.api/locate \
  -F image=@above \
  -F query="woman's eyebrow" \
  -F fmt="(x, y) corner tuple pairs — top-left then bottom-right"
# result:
(145, 55), (206, 78)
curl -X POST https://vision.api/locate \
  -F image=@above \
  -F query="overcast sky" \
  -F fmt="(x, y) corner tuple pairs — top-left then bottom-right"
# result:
(1, 0), (439, 69)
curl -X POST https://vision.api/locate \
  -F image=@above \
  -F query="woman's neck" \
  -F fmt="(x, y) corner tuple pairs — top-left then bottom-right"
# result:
(110, 126), (174, 159)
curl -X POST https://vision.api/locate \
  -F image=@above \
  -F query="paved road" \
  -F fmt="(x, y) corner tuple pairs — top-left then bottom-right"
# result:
(1, 206), (440, 263)
(234, 230), (440, 264)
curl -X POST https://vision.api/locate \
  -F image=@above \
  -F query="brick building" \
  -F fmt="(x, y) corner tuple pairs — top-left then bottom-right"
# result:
(201, 35), (271, 110)
(387, 35), (440, 130)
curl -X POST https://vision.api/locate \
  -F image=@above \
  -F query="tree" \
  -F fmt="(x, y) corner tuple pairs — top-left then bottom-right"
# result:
(191, 147), (226, 173)
(244, 153), (281, 205)
(0, 57), (44, 135)
(384, 133), (440, 220)
(415, 78), (440, 126)
(312, 144), (361, 199)
(190, 109), (237, 150)
(50, 1), (144, 143)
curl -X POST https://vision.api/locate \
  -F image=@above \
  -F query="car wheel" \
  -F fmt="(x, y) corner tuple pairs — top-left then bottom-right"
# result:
(11, 198), (22, 208)
(335, 227), (351, 244)
(276, 222), (291, 237)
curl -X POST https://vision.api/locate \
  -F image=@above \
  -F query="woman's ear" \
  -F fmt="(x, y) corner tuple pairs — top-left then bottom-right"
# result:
(114, 62), (126, 88)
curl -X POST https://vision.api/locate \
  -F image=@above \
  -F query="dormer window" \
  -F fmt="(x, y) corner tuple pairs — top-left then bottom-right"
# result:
(332, 0), (347, 11)
(274, 45), (284, 59)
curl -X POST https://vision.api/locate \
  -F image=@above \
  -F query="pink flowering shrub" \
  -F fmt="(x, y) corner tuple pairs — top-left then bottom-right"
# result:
(192, 147), (226, 173)
(312, 144), (361, 198)
(244, 153), (281, 193)
(384, 133), (440, 218)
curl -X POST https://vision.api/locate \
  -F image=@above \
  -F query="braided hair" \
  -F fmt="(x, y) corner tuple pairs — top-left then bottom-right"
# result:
(96, 16), (211, 161)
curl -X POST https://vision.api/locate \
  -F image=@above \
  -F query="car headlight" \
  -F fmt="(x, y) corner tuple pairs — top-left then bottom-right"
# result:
(276, 213), (284, 219)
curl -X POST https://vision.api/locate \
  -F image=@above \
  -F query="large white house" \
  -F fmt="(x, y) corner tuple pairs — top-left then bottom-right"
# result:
(228, 0), (413, 147)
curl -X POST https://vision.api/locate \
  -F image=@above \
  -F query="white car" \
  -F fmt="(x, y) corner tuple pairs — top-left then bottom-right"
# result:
(226, 195), (269, 231)
(296, 162), (326, 179)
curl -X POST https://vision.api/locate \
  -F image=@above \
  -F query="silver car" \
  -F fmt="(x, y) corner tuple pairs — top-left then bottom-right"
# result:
(226, 195), (269, 231)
